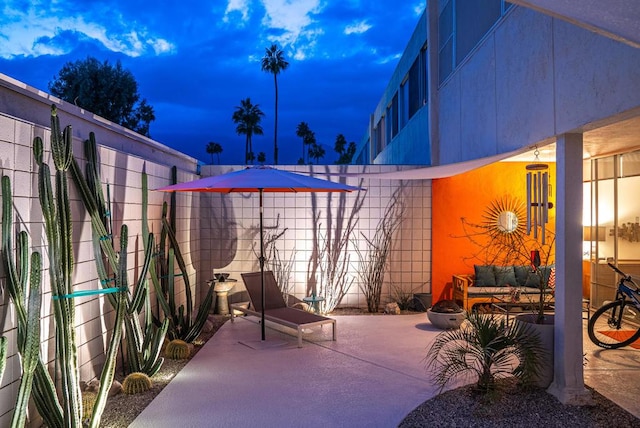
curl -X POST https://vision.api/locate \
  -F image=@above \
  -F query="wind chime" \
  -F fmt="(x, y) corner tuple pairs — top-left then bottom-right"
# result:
(525, 148), (552, 244)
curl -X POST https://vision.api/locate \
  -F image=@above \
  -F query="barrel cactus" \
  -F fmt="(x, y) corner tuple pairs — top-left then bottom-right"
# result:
(122, 372), (153, 394)
(165, 339), (191, 360)
(82, 391), (98, 422)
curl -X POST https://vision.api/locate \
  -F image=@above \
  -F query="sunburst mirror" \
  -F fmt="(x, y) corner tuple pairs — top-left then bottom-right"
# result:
(481, 197), (526, 242)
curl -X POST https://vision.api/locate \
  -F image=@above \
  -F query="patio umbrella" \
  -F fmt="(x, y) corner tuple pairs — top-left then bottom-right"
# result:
(155, 166), (362, 341)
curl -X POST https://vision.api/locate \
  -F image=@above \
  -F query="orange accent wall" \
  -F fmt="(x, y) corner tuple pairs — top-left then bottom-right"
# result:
(431, 161), (556, 303)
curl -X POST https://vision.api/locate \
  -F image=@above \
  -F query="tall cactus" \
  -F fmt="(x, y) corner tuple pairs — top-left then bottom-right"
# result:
(1, 105), (128, 428)
(2, 175), (63, 427)
(144, 166), (213, 343)
(35, 104), (83, 426)
(148, 199), (214, 343)
(70, 132), (168, 376)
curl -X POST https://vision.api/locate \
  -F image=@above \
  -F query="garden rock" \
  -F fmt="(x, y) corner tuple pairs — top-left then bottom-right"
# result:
(384, 302), (401, 315)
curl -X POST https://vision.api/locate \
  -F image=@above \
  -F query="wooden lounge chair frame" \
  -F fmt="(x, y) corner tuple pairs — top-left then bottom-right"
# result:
(230, 271), (337, 347)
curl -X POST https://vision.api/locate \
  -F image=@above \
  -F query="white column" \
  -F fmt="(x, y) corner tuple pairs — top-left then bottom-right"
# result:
(548, 133), (591, 404)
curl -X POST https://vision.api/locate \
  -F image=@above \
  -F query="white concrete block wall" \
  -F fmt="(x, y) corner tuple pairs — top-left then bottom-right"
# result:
(0, 104), (200, 426)
(201, 165), (433, 310)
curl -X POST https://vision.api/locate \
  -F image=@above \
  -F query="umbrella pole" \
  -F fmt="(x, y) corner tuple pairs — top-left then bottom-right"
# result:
(259, 189), (266, 341)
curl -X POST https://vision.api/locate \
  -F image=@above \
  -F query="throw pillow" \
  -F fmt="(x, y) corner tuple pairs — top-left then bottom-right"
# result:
(474, 265), (496, 287)
(523, 265), (553, 288)
(494, 266), (517, 286)
(513, 265), (530, 287)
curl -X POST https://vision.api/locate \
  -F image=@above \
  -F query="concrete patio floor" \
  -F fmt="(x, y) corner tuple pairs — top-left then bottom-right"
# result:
(130, 313), (640, 428)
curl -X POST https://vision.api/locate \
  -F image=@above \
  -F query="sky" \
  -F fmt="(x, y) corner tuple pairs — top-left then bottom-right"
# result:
(0, 0), (425, 165)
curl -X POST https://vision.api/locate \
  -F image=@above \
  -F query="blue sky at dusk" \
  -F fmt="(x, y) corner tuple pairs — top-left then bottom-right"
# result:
(0, 0), (425, 165)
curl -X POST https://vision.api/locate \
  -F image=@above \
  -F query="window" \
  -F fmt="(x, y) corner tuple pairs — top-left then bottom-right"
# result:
(356, 140), (369, 164)
(386, 106), (392, 144)
(409, 57), (421, 118)
(390, 93), (398, 138)
(455, 0), (502, 63)
(438, 0), (511, 84)
(373, 117), (386, 157)
(399, 78), (409, 128)
(438, 0), (454, 84)
(420, 47), (428, 106)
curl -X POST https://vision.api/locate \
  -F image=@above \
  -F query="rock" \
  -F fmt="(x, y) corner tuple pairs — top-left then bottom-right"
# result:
(202, 319), (214, 333)
(109, 380), (123, 397)
(384, 302), (401, 315)
(82, 379), (100, 393)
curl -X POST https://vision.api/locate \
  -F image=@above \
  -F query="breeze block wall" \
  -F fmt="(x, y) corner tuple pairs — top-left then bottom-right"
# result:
(200, 164), (433, 311)
(0, 74), (202, 426)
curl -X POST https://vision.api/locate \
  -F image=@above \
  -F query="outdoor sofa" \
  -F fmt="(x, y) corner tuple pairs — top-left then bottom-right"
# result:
(452, 264), (553, 312)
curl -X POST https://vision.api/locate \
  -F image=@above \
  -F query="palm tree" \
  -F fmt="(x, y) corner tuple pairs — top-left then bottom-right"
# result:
(309, 142), (325, 164)
(206, 141), (223, 164)
(296, 122), (310, 162)
(334, 134), (347, 160)
(261, 44), (289, 165)
(296, 122), (315, 164)
(335, 135), (357, 164)
(232, 98), (264, 165)
(257, 152), (266, 165)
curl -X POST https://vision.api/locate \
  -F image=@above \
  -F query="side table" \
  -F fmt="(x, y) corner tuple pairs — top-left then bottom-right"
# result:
(208, 278), (238, 315)
(303, 295), (325, 314)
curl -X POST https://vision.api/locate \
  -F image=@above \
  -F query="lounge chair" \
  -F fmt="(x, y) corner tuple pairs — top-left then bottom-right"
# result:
(230, 271), (337, 347)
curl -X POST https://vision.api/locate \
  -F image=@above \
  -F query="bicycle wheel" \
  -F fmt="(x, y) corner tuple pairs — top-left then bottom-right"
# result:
(588, 300), (640, 349)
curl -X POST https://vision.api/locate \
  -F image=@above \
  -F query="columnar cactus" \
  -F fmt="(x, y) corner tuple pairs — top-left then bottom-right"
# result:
(2, 105), (127, 428)
(2, 174), (63, 427)
(149, 197), (214, 343)
(69, 134), (169, 377)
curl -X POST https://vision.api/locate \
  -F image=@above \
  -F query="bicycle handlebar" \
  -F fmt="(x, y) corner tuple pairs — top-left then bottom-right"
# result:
(608, 262), (635, 282)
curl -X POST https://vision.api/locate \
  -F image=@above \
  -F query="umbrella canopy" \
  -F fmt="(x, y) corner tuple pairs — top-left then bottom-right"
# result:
(155, 166), (363, 341)
(156, 165), (362, 193)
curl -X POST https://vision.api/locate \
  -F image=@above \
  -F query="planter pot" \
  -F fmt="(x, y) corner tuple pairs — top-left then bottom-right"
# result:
(427, 308), (465, 329)
(412, 293), (432, 312)
(515, 313), (554, 388)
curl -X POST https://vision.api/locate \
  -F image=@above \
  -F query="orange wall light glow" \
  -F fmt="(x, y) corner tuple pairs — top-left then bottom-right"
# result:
(431, 161), (556, 303)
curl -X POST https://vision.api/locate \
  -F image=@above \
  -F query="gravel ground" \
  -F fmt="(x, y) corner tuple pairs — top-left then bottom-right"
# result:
(399, 378), (640, 428)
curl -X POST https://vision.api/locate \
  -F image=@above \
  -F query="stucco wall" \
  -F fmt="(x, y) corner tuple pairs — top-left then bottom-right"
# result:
(438, 6), (640, 164)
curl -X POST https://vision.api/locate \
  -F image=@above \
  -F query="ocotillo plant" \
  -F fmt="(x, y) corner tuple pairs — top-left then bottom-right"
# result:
(148, 181), (214, 343)
(70, 134), (168, 376)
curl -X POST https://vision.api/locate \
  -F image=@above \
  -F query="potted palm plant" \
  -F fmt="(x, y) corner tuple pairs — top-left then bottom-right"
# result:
(425, 311), (546, 392)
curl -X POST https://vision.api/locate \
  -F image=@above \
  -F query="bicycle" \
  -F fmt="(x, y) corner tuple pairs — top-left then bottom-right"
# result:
(588, 262), (640, 349)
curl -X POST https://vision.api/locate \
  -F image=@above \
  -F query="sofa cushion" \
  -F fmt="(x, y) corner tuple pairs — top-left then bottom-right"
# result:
(494, 266), (517, 286)
(513, 265), (532, 287)
(521, 265), (553, 288)
(474, 265), (496, 286)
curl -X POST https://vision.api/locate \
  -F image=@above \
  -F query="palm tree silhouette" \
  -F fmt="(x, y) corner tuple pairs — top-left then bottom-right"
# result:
(206, 141), (223, 164)
(309, 142), (325, 164)
(261, 44), (289, 165)
(232, 98), (264, 165)
(296, 121), (316, 164)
